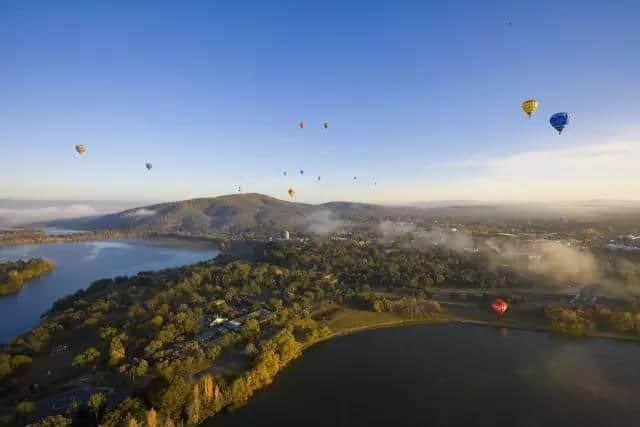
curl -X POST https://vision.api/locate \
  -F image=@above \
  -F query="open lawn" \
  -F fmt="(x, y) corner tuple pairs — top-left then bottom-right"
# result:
(326, 308), (449, 333)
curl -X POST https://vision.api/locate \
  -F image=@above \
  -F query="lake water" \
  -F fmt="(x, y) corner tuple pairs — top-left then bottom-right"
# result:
(208, 323), (640, 427)
(0, 240), (219, 343)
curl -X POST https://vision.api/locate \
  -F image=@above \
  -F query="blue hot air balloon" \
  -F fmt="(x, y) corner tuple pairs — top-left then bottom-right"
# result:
(146, 163), (152, 171)
(549, 113), (569, 134)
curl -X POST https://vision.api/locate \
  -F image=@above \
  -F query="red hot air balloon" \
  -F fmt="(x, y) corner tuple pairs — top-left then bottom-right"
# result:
(491, 299), (508, 317)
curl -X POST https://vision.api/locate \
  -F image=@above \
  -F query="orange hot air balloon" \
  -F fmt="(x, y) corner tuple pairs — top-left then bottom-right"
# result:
(491, 299), (508, 317)
(288, 188), (295, 198)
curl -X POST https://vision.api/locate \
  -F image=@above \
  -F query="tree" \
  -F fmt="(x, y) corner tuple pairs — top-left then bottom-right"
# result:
(88, 392), (106, 424)
(202, 374), (215, 402)
(15, 401), (35, 425)
(99, 398), (145, 427)
(153, 376), (190, 420)
(109, 337), (126, 365)
(186, 398), (201, 425)
(145, 408), (157, 427)
(72, 347), (100, 367)
(241, 318), (260, 339)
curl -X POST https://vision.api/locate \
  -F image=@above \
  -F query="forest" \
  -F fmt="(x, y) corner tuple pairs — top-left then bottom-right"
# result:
(0, 259), (55, 296)
(2, 239), (640, 426)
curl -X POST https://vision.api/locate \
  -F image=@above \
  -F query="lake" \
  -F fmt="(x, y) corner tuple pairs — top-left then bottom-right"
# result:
(208, 323), (640, 427)
(0, 239), (219, 343)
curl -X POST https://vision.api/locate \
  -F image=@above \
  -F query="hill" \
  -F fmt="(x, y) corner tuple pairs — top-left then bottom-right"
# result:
(52, 193), (408, 235)
(45, 193), (640, 236)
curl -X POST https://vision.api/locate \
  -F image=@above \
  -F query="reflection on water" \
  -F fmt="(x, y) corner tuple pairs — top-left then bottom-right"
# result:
(0, 240), (218, 343)
(82, 241), (133, 261)
(208, 324), (640, 427)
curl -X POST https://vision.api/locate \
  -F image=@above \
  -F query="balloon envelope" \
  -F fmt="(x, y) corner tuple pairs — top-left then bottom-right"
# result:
(288, 188), (295, 198)
(323, 122), (329, 129)
(521, 99), (538, 117)
(299, 121), (305, 129)
(75, 144), (86, 155)
(550, 112), (569, 134)
(146, 163), (152, 170)
(300, 169), (304, 175)
(491, 299), (508, 317)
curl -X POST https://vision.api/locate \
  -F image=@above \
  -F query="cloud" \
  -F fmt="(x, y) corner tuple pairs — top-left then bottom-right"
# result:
(305, 210), (348, 235)
(125, 208), (157, 217)
(378, 221), (474, 252)
(0, 204), (98, 227)
(417, 138), (640, 201)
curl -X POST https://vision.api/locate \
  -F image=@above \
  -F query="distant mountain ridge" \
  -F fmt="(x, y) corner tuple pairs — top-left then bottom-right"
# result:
(44, 193), (640, 234)
(53, 193), (410, 234)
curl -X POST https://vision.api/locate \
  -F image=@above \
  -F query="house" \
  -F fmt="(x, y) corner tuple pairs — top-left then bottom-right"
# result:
(209, 316), (227, 327)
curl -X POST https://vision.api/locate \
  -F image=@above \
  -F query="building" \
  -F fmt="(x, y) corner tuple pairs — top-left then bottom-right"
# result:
(209, 316), (227, 327)
(283, 230), (290, 240)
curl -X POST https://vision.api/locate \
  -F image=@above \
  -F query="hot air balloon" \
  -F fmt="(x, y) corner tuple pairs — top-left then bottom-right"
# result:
(299, 121), (305, 129)
(288, 188), (295, 198)
(323, 122), (329, 129)
(146, 163), (152, 171)
(353, 176), (357, 180)
(300, 169), (304, 176)
(317, 176), (321, 181)
(75, 145), (86, 155)
(521, 99), (538, 118)
(550, 112), (569, 134)
(283, 171), (287, 176)
(491, 299), (508, 317)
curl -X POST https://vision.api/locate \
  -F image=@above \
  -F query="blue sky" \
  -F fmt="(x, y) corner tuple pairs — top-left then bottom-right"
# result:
(2, 0), (640, 203)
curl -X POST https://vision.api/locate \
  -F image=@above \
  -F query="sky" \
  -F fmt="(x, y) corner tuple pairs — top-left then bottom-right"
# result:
(2, 0), (640, 205)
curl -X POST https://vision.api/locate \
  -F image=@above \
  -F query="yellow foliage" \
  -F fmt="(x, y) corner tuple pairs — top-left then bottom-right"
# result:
(145, 408), (157, 427)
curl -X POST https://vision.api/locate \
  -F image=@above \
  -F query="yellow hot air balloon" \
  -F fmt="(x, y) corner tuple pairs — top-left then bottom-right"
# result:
(288, 188), (295, 198)
(75, 144), (87, 155)
(522, 99), (539, 118)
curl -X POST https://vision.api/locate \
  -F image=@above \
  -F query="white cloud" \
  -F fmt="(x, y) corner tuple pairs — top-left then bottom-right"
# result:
(305, 210), (348, 235)
(414, 138), (640, 201)
(0, 205), (98, 226)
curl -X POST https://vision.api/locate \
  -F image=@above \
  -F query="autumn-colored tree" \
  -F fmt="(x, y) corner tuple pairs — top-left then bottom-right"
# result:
(192, 383), (200, 401)
(109, 337), (125, 365)
(145, 408), (157, 427)
(202, 375), (214, 402)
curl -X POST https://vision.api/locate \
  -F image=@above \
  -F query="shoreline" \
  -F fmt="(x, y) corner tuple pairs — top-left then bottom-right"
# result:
(204, 312), (640, 424)
(0, 230), (224, 247)
(306, 314), (640, 353)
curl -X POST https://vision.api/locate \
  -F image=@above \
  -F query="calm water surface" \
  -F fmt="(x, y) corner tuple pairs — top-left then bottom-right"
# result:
(0, 239), (218, 342)
(209, 324), (640, 427)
